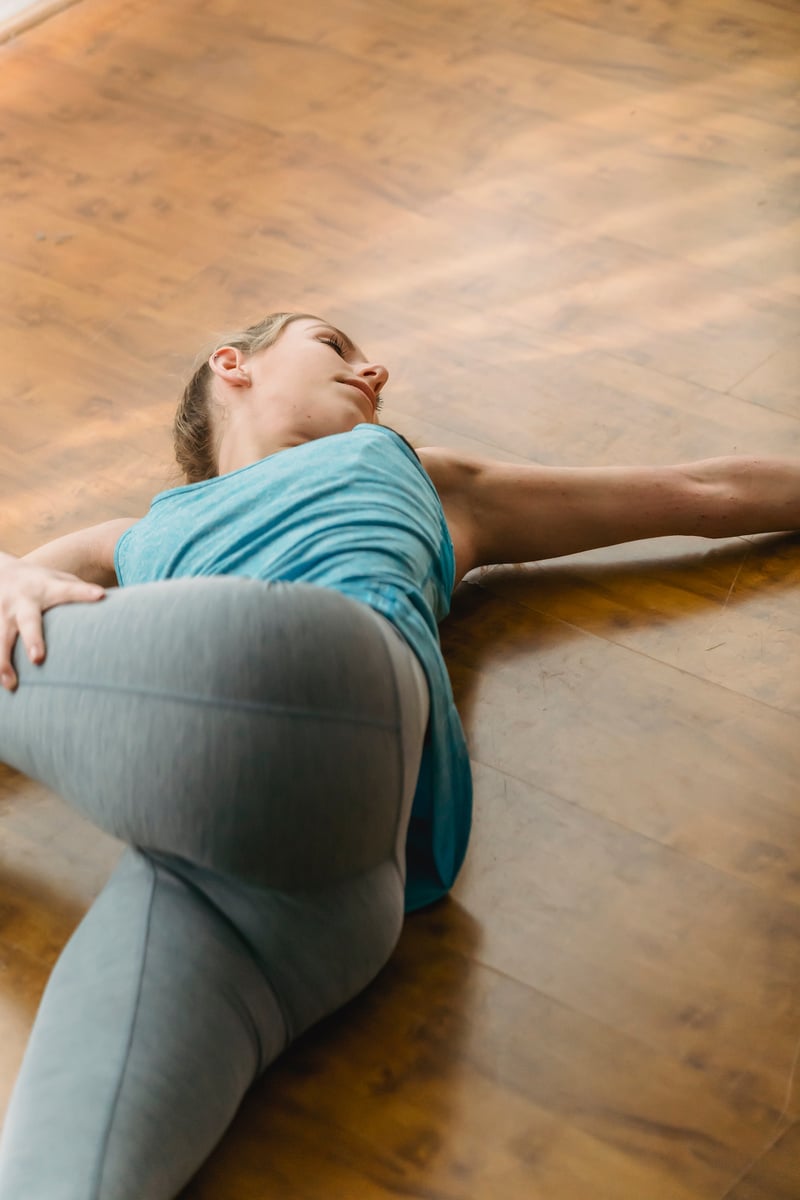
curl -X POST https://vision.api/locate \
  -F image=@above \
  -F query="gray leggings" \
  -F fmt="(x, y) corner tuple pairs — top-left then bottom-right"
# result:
(0, 577), (430, 1199)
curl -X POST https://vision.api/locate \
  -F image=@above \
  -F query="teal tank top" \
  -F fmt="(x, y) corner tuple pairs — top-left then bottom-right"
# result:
(114, 423), (472, 911)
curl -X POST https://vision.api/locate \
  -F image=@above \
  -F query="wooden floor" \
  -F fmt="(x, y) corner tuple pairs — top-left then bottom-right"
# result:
(1, 0), (799, 1195)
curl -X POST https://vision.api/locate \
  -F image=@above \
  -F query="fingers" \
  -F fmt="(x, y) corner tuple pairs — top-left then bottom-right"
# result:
(57, 578), (107, 605)
(16, 602), (46, 666)
(0, 581), (105, 691)
(0, 622), (18, 691)
(0, 602), (38, 690)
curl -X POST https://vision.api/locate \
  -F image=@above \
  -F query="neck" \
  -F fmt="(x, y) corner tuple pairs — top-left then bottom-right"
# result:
(216, 428), (311, 476)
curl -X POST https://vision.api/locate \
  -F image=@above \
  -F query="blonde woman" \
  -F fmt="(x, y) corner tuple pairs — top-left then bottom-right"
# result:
(0, 313), (797, 1199)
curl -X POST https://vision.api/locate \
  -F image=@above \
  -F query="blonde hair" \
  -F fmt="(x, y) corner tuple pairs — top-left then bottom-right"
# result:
(173, 311), (321, 484)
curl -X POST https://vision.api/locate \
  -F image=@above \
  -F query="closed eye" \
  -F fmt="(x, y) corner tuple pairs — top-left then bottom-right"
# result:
(320, 334), (347, 357)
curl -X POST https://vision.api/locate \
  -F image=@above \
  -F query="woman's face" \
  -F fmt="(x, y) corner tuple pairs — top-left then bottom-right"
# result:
(244, 316), (389, 434)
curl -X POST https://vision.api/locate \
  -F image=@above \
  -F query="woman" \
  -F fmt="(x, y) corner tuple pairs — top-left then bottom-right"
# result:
(0, 311), (796, 1199)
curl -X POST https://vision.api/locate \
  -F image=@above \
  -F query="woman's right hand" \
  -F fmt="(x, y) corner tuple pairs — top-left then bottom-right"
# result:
(0, 554), (106, 691)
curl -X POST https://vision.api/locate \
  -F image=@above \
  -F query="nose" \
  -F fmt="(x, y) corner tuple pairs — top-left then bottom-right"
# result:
(357, 361), (389, 395)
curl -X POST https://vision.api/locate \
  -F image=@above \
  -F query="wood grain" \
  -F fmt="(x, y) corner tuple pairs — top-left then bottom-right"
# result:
(0, 0), (798, 1196)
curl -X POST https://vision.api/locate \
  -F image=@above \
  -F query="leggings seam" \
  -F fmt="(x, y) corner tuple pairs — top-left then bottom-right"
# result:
(90, 857), (157, 1200)
(14, 678), (396, 729)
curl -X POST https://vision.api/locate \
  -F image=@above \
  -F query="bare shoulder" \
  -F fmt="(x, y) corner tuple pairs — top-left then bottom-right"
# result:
(98, 517), (140, 569)
(84, 517), (142, 586)
(24, 517), (140, 586)
(77, 517), (141, 573)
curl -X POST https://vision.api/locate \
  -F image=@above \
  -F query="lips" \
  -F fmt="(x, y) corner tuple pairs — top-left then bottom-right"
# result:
(342, 378), (376, 409)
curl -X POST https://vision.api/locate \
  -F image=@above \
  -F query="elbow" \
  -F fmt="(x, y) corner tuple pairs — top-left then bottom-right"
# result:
(678, 457), (764, 539)
(674, 467), (725, 536)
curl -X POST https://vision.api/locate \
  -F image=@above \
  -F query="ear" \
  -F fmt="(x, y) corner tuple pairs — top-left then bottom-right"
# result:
(208, 346), (251, 387)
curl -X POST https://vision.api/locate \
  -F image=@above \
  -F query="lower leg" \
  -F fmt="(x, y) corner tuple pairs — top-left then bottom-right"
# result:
(0, 848), (287, 1200)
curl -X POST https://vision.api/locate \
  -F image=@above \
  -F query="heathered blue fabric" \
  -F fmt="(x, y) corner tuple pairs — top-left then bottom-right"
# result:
(114, 423), (472, 911)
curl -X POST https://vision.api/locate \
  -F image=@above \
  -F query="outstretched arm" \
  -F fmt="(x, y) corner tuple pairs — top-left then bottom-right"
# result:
(418, 449), (800, 576)
(0, 517), (138, 690)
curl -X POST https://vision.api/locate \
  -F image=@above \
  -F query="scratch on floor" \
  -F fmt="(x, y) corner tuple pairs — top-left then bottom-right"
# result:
(720, 546), (752, 614)
(704, 546), (753, 653)
(719, 1022), (800, 1198)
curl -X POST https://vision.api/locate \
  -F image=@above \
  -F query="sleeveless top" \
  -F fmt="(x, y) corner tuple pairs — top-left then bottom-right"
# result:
(114, 423), (472, 911)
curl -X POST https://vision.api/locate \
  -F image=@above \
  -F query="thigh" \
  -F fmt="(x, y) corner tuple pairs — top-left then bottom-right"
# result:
(0, 578), (429, 889)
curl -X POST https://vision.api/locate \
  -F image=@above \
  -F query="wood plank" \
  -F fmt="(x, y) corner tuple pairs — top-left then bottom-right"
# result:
(474, 532), (800, 711)
(441, 583), (800, 904)
(539, 0), (800, 65)
(723, 1120), (800, 1199)
(732, 336), (800, 418)
(455, 760), (800, 1117)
